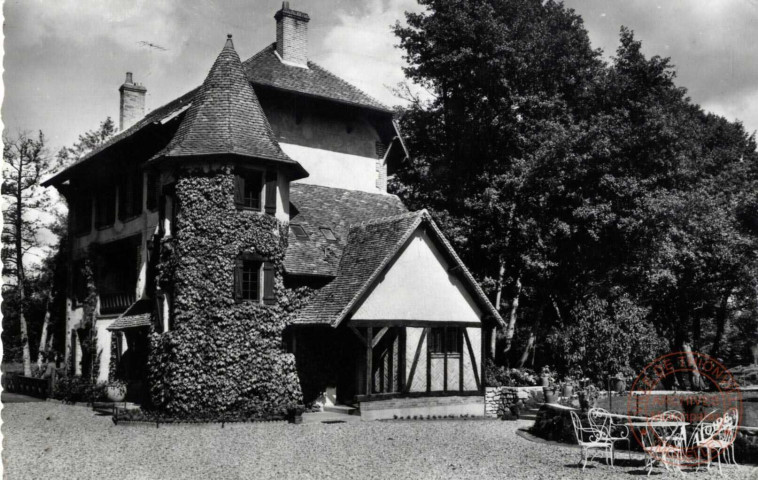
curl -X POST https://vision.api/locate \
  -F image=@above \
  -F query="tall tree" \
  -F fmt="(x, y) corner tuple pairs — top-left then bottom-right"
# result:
(392, 0), (603, 362)
(55, 117), (116, 168)
(2, 131), (51, 375)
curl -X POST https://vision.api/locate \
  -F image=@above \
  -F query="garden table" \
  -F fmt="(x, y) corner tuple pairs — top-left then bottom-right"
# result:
(629, 421), (689, 474)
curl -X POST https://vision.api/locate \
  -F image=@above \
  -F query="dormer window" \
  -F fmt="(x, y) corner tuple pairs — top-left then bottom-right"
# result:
(320, 227), (337, 242)
(235, 170), (263, 210)
(290, 225), (308, 239)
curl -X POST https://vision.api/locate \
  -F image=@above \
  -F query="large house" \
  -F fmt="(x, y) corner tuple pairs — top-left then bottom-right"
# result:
(44, 3), (503, 420)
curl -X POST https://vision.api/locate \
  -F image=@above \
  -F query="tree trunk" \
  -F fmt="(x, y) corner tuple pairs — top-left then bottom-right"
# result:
(36, 298), (52, 369)
(494, 258), (505, 311)
(681, 342), (703, 390)
(501, 275), (522, 356)
(517, 330), (535, 368)
(711, 288), (732, 359)
(15, 177), (32, 377)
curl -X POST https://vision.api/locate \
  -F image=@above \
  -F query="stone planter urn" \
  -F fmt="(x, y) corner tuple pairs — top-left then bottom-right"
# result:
(540, 375), (550, 387)
(612, 378), (625, 393)
(562, 385), (574, 398)
(543, 387), (558, 404)
(106, 381), (127, 403)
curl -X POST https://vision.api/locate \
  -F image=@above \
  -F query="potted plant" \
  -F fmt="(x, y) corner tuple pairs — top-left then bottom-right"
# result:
(287, 404), (305, 424)
(539, 366), (554, 387)
(106, 379), (127, 402)
(561, 377), (575, 398)
(612, 373), (626, 393)
(577, 384), (598, 411)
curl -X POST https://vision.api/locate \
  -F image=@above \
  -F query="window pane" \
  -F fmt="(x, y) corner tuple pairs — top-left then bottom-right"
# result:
(290, 225), (308, 239)
(243, 172), (262, 209)
(320, 227), (337, 241)
(241, 260), (261, 301)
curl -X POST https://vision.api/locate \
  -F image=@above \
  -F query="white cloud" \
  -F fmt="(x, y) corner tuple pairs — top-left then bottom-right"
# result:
(317, 0), (423, 108)
(7, 0), (188, 58)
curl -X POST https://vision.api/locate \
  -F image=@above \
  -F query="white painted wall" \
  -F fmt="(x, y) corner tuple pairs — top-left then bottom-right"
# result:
(352, 229), (482, 323)
(280, 143), (382, 194)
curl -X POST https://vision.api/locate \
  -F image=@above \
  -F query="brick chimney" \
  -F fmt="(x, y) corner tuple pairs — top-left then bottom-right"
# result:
(119, 72), (147, 131)
(274, 2), (310, 68)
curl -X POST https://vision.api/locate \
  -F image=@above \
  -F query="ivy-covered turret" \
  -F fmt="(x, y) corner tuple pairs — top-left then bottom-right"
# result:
(147, 35), (308, 417)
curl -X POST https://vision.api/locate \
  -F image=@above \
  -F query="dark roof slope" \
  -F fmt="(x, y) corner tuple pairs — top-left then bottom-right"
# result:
(44, 39), (392, 187)
(285, 183), (407, 276)
(151, 36), (303, 176)
(42, 88), (196, 186)
(293, 210), (505, 327)
(243, 44), (391, 114)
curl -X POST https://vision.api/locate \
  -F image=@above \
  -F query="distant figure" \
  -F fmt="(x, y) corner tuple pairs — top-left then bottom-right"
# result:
(40, 352), (56, 380)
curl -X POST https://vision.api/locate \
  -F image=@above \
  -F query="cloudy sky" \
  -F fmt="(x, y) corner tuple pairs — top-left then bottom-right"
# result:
(2, 0), (757, 153)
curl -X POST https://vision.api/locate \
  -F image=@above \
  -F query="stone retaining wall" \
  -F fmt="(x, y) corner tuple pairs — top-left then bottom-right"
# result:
(485, 386), (544, 417)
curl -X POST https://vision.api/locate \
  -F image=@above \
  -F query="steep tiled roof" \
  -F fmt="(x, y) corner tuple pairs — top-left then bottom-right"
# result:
(151, 36), (305, 179)
(285, 184), (407, 276)
(292, 210), (505, 327)
(106, 299), (153, 331)
(243, 44), (392, 114)
(43, 39), (392, 187)
(42, 89), (196, 186)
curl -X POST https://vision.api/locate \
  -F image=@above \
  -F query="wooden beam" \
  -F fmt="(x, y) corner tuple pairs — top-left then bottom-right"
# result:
(404, 328), (426, 393)
(443, 326), (448, 392)
(463, 328), (481, 391)
(371, 326), (389, 349)
(366, 327), (373, 396)
(399, 330), (406, 392)
(459, 334), (464, 392)
(426, 327), (431, 393)
(348, 325), (367, 346)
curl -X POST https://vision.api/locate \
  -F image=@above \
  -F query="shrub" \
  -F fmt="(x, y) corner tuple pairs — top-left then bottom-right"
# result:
(484, 359), (538, 387)
(53, 377), (107, 403)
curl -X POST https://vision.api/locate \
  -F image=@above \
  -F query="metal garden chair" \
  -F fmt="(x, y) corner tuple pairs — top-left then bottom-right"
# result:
(570, 410), (614, 470)
(588, 407), (631, 462)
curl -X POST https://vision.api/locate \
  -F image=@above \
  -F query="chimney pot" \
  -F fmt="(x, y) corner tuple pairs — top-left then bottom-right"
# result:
(119, 72), (147, 131)
(275, 3), (309, 67)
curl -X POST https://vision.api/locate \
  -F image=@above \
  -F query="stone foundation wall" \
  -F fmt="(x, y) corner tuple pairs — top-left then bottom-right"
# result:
(360, 395), (484, 421)
(485, 386), (544, 417)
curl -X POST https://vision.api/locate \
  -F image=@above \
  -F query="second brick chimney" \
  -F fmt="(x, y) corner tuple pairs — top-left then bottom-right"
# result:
(274, 2), (310, 68)
(119, 72), (147, 131)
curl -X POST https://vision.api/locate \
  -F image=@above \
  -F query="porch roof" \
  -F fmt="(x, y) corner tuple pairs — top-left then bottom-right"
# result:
(106, 299), (153, 331)
(292, 210), (505, 328)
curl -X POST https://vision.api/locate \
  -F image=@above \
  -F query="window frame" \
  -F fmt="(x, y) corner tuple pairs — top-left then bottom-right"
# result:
(240, 259), (262, 302)
(290, 224), (308, 239)
(235, 169), (264, 211)
(429, 327), (462, 357)
(234, 254), (275, 305)
(320, 227), (337, 242)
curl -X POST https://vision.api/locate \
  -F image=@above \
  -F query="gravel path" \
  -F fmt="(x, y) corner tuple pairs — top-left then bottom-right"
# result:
(2, 402), (757, 479)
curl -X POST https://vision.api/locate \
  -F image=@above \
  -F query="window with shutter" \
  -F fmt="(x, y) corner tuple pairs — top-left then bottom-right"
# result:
(263, 262), (275, 305)
(235, 258), (262, 302)
(235, 170), (263, 210)
(265, 170), (277, 215)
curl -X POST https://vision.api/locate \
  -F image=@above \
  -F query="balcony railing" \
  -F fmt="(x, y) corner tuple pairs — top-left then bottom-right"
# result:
(100, 292), (136, 315)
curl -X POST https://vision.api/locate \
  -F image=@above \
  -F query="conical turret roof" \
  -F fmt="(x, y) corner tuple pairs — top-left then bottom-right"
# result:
(152, 35), (306, 178)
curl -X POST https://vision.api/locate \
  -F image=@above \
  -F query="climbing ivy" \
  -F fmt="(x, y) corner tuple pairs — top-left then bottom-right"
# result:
(148, 168), (307, 417)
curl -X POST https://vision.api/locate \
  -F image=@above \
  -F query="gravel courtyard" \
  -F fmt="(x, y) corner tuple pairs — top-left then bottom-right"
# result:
(3, 402), (757, 480)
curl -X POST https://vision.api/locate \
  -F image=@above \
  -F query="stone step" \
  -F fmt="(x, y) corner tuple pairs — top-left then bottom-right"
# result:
(323, 404), (359, 415)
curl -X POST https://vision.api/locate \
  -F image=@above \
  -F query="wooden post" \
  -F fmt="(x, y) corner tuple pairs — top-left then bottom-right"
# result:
(366, 327), (373, 397)
(443, 327), (448, 392)
(426, 328), (431, 392)
(459, 333), (464, 391)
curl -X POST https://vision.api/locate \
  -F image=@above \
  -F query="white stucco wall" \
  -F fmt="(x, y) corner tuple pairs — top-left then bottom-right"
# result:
(352, 229), (482, 322)
(280, 143), (382, 194)
(95, 319), (115, 383)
